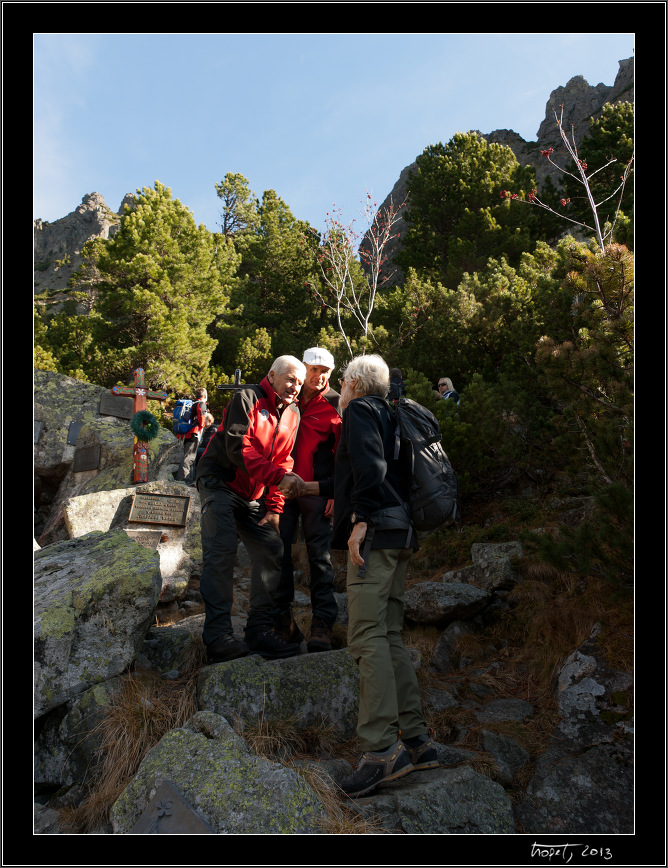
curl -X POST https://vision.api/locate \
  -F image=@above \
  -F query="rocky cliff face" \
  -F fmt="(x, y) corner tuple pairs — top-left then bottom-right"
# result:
(365, 56), (634, 282)
(33, 192), (134, 308)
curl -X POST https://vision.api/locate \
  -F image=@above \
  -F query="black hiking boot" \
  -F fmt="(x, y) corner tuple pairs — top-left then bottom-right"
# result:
(307, 616), (332, 653)
(206, 634), (249, 664)
(245, 627), (301, 660)
(273, 610), (304, 645)
(339, 740), (414, 798)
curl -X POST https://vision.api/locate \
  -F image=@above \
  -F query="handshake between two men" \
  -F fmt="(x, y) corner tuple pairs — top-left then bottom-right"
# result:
(277, 472), (317, 499)
(278, 472), (334, 520)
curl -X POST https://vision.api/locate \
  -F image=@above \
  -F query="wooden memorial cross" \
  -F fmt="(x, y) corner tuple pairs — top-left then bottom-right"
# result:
(112, 368), (168, 484)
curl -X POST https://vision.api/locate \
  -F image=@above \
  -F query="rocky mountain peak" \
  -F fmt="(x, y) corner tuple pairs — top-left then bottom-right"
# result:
(34, 192), (132, 305)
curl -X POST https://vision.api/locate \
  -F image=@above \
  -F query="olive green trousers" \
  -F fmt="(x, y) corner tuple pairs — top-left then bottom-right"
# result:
(346, 547), (428, 751)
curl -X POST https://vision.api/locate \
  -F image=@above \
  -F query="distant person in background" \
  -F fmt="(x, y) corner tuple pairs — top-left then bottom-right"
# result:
(176, 388), (208, 485)
(195, 412), (217, 469)
(436, 377), (460, 404)
(388, 368), (406, 402)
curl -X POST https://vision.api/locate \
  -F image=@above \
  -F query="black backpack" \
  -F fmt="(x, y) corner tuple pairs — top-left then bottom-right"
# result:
(385, 396), (460, 532)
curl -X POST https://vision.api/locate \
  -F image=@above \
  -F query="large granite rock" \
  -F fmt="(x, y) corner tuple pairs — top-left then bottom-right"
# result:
(34, 528), (162, 718)
(403, 581), (491, 627)
(35, 676), (126, 787)
(513, 623), (634, 833)
(62, 480), (201, 603)
(34, 370), (180, 546)
(197, 649), (360, 739)
(350, 765), (515, 834)
(110, 711), (326, 834)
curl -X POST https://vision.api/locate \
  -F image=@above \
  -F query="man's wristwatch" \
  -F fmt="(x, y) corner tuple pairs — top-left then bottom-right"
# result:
(350, 512), (368, 525)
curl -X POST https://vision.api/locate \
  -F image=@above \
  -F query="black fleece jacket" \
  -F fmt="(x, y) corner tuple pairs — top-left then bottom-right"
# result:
(331, 394), (413, 551)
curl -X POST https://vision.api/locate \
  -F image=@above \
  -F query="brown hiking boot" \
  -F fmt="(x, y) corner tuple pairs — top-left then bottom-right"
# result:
(273, 610), (304, 645)
(339, 740), (414, 797)
(403, 728), (440, 770)
(307, 616), (332, 653)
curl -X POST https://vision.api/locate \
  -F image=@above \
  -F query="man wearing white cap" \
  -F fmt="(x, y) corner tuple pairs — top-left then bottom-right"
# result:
(274, 347), (342, 652)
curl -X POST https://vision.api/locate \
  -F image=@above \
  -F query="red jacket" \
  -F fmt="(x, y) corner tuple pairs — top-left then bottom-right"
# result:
(291, 387), (341, 486)
(183, 399), (207, 440)
(196, 376), (299, 513)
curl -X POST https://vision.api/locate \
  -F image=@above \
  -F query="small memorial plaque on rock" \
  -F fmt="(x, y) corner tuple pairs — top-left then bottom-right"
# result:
(130, 780), (213, 834)
(125, 529), (163, 549)
(128, 491), (190, 527)
(66, 421), (85, 446)
(99, 392), (134, 419)
(34, 420), (44, 444)
(72, 444), (101, 472)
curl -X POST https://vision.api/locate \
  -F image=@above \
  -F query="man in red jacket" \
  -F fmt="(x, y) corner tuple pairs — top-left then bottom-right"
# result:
(195, 356), (307, 662)
(274, 347), (342, 653)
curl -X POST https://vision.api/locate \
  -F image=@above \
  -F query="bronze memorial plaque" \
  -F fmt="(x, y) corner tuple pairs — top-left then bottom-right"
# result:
(128, 491), (190, 527)
(130, 780), (213, 834)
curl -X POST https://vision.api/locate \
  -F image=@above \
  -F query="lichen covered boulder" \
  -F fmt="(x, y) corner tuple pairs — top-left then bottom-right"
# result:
(110, 711), (326, 834)
(35, 676), (126, 787)
(34, 529), (162, 717)
(197, 649), (359, 739)
(62, 480), (201, 603)
(403, 581), (491, 627)
(34, 369), (179, 545)
(351, 765), (515, 833)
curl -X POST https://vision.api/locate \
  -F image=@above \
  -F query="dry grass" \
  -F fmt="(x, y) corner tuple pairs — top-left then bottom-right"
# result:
(292, 764), (391, 834)
(469, 752), (499, 779)
(237, 712), (390, 834)
(236, 710), (343, 760)
(485, 566), (627, 695)
(59, 667), (199, 833)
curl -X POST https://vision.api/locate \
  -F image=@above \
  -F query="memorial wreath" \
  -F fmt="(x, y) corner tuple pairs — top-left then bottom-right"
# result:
(130, 410), (160, 442)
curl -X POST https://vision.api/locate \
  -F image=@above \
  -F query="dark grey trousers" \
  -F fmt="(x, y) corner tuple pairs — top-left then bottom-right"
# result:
(198, 480), (284, 645)
(276, 495), (338, 626)
(176, 436), (199, 483)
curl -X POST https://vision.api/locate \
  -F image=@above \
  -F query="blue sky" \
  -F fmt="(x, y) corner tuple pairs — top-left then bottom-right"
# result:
(33, 32), (634, 236)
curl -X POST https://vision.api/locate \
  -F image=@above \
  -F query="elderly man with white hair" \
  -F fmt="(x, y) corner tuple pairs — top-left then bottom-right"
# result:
(195, 355), (307, 662)
(273, 347), (342, 653)
(330, 353), (437, 798)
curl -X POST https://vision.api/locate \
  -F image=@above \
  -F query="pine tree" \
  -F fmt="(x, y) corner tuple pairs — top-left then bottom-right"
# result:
(396, 132), (538, 288)
(535, 243), (633, 488)
(77, 181), (240, 392)
(215, 172), (260, 240)
(212, 187), (324, 372)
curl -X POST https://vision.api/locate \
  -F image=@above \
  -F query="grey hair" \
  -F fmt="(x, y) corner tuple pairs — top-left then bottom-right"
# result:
(342, 354), (390, 398)
(269, 355), (306, 379)
(438, 376), (455, 391)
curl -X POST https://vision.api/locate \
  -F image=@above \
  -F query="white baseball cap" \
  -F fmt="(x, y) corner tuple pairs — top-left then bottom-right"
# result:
(302, 347), (335, 370)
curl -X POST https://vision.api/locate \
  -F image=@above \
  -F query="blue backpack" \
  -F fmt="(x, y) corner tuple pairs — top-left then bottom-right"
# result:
(173, 398), (194, 437)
